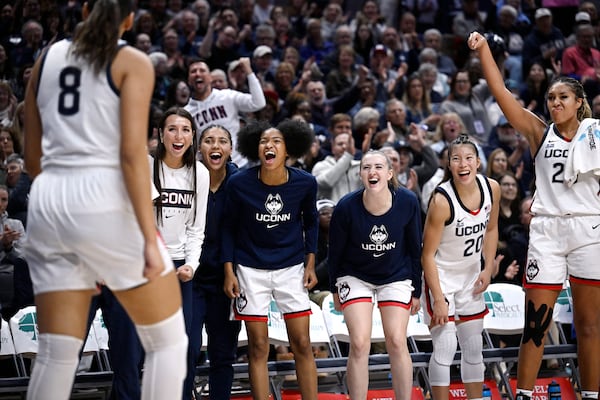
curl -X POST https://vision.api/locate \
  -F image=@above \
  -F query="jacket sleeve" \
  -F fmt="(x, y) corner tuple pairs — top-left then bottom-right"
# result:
(312, 154), (353, 190)
(404, 193), (423, 298)
(327, 202), (349, 293)
(301, 176), (319, 255)
(413, 145), (439, 188)
(233, 73), (266, 112)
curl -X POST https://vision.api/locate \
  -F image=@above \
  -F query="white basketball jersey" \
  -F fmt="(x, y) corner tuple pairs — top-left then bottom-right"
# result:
(36, 39), (122, 170)
(434, 174), (493, 286)
(531, 124), (600, 216)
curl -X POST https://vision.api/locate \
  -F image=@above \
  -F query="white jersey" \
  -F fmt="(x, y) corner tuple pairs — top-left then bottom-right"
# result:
(36, 39), (122, 170)
(531, 123), (600, 216)
(184, 73), (266, 168)
(434, 174), (493, 291)
(150, 156), (209, 272)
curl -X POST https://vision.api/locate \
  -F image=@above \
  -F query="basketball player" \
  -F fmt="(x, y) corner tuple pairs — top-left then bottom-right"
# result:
(328, 149), (423, 400)
(23, 1), (187, 399)
(469, 31), (600, 400)
(421, 134), (500, 400)
(222, 119), (318, 400)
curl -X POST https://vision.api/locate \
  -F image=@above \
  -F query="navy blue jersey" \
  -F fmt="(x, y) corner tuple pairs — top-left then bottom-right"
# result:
(221, 166), (318, 269)
(328, 187), (423, 297)
(195, 163), (238, 286)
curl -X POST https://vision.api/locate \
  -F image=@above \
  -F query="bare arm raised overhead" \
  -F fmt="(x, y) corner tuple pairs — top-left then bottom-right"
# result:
(467, 32), (547, 155)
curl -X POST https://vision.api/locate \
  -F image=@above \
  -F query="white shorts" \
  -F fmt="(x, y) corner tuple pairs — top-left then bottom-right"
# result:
(526, 215), (600, 289)
(25, 168), (173, 295)
(422, 272), (488, 324)
(335, 275), (413, 310)
(233, 263), (311, 322)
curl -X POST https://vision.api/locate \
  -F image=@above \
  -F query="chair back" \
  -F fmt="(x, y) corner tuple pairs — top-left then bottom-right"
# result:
(553, 282), (573, 324)
(308, 301), (331, 346)
(321, 293), (350, 343)
(92, 309), (109, 350)
(0, 318), (16, 356)
(267, 299), (290, 346)
(483, 283), (525, 335)
(9, 306), (39, 357)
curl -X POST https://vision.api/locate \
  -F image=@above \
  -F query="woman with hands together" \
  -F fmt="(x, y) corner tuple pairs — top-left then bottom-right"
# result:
(421, 134), (500, 400)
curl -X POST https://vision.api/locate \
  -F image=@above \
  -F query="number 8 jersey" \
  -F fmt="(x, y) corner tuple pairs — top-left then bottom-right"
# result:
(36, 39), (123, 170)
(433, 174), (493, 290)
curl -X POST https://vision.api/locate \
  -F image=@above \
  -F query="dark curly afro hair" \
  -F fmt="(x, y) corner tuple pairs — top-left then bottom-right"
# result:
(237, 119), (315, 162)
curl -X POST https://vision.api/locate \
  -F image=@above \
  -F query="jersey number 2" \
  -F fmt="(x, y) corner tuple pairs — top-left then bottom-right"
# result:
(58, 67), (81, 116)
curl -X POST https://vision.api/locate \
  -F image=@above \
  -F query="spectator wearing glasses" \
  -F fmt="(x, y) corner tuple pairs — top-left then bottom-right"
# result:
(440, 70), (492, 144)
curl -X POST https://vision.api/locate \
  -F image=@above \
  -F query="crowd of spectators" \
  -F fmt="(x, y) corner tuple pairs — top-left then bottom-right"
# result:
(0, 0), (592, 371)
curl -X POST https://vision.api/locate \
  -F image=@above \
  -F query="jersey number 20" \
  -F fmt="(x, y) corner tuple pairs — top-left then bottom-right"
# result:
(464, 234), (483, 257)
(58, 67), (81, 116)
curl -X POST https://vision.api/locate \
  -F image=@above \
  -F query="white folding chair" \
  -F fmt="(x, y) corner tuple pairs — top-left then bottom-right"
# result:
(237, 319), (248, 347)
(267, 299), (290, 347)
(9, 306), (39, 376)
(0, 318), (19, 377)
(482, 283), (526, 398)
(92, 309), (111, 371)
(407, 309), (432, 396)
(552, 281), (573, 344)
(321, 293), (350, 357)
(308, 300), (332, 349)
(77, 324), (100, 373)
(551, 282), (580, 389)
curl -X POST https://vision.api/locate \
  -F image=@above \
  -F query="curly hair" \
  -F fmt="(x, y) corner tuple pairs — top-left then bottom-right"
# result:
(237, 119), (315, 162)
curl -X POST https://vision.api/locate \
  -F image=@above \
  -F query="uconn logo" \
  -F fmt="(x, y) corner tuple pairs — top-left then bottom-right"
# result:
(543, 141), (568, 158)
(455, 218), (488, 237)
(256, 194), (291, 224)
(160, 189), (194, 208)
(362, 225), (396, 254)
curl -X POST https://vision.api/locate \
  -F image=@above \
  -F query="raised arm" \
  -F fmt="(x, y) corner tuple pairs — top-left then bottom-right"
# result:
(467, 32), (546, 154)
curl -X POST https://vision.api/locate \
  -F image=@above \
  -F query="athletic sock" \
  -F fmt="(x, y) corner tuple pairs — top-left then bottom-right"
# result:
(581, 391), (599, 400)
(515, 389), (533, 400)
(26, 333), (83, 400)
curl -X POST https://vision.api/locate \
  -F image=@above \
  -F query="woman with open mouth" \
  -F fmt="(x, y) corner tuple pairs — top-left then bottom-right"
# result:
(189, 124), (242, 399)
(221, 119), (319, 400)
(328, 149), (423, 400)
(151, 107), (210, 399)
(421, 134), (500, 400)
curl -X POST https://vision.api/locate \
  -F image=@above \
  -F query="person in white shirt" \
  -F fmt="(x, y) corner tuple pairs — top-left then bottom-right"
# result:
(184, 57), (266, 168)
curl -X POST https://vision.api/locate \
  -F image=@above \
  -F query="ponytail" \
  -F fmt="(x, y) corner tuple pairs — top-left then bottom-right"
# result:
(72, 0), (133, 74)
(579, 97), (592, 121)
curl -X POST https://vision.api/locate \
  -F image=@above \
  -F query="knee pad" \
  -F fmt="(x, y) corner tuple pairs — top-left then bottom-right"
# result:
(522, 300), (553, 347)
(429, 323), (457, 387)
(27, 333), (83, 400)
(136, 309), (188, 400)
(457, 319), (484, 383)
